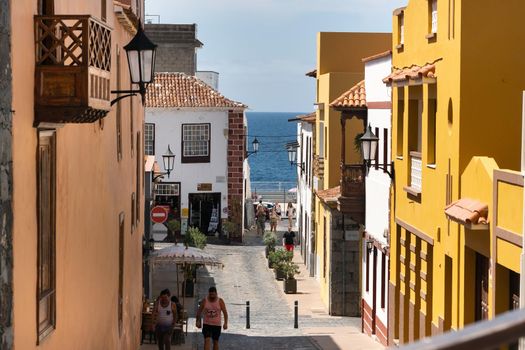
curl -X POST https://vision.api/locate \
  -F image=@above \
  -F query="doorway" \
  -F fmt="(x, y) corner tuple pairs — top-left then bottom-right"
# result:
(189, 193), (221, 235)
(475, 253), (489, 321)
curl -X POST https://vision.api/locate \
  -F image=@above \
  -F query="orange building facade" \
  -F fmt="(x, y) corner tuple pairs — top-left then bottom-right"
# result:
(4, 1), (146, 348)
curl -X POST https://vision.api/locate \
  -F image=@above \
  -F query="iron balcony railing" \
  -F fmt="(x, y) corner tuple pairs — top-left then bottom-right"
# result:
(395, 307), (525, 350)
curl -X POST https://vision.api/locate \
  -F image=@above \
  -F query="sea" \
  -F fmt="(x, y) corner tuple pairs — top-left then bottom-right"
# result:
(246, 112), (305, 191)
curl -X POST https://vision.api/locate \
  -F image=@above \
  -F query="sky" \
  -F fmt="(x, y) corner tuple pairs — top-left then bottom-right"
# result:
(145, 0), (407, 112)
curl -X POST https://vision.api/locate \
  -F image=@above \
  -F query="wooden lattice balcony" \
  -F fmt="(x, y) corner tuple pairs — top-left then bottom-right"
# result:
(34, 15), (112, 124)
(338, 164), (365, 223)
(313, 155), (325, 178)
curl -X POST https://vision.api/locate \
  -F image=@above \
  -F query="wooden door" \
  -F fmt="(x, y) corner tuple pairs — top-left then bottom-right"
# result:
(475, 253), (489, 321)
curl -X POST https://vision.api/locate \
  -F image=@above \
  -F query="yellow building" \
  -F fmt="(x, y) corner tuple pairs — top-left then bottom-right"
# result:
(2, 1), (147, 348)
(387, 0), (525, 344)
(311, 32), (391, 315)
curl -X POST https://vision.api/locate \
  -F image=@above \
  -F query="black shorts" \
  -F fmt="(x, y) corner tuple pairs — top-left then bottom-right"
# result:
(202, 324), (222, 340)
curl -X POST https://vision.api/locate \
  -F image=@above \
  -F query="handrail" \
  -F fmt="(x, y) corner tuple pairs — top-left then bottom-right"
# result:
(394, 308), (525, 350)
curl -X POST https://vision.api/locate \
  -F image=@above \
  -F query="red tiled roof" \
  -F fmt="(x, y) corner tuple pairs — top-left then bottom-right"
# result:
(445, 198), (489, 225)
(330, 80), (366, 108)
(146, 72), (247, 109)
(317, 186), (341, 203)
(383, 60), (440, 86)
(362, 50), (392, 63)
(298, 112), (316, 123)
(306, 69), (317, 78)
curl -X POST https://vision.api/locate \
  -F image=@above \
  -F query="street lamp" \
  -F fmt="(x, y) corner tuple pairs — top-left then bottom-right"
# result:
(245, 137), (260, 158)
(286, 142), (305, 171)
(359, 124), (394, 179)
(111, 23), (158, 106)
(154, 145), (176, 181)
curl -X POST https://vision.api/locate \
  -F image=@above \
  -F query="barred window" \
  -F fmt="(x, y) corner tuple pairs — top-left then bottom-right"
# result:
(144, 123), (155, 156)
(182, 123), (210, 163)
(155, 183), (180, 196)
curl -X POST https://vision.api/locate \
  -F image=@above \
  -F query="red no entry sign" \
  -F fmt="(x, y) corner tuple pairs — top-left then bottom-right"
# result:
(151, 206), (168, 224)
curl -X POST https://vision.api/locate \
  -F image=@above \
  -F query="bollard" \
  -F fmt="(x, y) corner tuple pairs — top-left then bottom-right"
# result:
(294, 300), (298, 329)
(246, 301), (251, 329)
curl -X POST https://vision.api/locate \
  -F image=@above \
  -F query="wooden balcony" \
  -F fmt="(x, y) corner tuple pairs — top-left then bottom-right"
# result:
(34, 15), (112, 125)
(338, 164), (365, 224)
(313, 155), (325, 178)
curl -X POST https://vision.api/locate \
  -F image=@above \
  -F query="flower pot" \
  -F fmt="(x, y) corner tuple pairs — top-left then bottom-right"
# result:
(274, 268), (286, 280)
(268, 259), (273, 269)
(283, 278), (297, 294)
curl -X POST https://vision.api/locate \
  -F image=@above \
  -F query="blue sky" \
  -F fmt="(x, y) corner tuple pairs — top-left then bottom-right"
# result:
(145, 0), (407, 112)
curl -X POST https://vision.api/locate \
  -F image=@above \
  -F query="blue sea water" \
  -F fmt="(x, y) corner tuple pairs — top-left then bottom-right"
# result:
(246, 112), (305, 189)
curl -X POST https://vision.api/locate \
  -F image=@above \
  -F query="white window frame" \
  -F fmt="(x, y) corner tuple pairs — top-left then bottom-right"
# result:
(182, 123), (211, 163)
(431, 0), (438, 33)
(144, 123), (155, 156)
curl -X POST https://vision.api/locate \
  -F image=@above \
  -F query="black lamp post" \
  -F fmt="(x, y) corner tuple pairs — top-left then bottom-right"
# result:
(359, 124), (394, 179)
(153, 145), (176, 181)
(111, 24), (157, 106)
(245, 137), (260, 158)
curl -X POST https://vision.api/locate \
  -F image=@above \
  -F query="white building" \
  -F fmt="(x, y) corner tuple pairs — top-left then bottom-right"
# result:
(292, 113), (315, 276)
(145, 72), (248, 242)
(360, 51), (392, 346)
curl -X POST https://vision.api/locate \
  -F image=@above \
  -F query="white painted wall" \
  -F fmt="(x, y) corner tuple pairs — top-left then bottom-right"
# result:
(196, 71), (219, 91)
(296, 121), (314, 273)
(364, 55), (391, 245)
(363, 54), (392, 332)
(146, 107), (230, 219)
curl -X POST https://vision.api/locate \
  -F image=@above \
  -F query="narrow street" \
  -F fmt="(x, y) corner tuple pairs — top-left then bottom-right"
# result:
(184, 222), (384, 350)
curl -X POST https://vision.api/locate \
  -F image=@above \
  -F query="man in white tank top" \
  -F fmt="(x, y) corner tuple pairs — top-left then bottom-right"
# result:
(153, 289), (178, 350)
(196, 286), (228, 350)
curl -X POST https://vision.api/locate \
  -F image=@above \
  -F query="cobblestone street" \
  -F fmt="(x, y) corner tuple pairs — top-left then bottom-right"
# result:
(185, 225), (383, 350)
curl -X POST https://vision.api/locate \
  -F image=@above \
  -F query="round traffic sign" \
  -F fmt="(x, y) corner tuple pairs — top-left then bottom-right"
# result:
(151, 206), (168, 224)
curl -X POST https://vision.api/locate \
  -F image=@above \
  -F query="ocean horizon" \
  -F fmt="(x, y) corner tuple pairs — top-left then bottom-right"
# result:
(246, 111), (306, 191)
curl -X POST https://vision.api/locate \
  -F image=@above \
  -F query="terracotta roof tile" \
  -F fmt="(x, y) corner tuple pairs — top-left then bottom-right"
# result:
(298, 112), (316, 123)
(330, 80), (366, 108)
(445, 198), (489, 225)
(316, 186), (341, 203)
(146, 72), (247, 109)
(362, 50), (392, 63)
(383, 60), (441, 86)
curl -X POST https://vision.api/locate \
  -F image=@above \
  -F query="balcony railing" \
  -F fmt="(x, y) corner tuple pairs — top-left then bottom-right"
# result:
(341, 164), (365, 197)
(410, 151), (422, 192)
(34, 15), (112, 124)
(313, 155), (325, 178)
(396, 307), (525, 350)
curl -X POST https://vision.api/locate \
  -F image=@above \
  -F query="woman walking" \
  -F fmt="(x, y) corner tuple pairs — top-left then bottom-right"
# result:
(286, 202), (295, 229)
(269, 206), (278, 232)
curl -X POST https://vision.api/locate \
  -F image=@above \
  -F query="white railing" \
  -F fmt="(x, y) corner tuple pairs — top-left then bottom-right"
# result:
(410, 152), (422, 192)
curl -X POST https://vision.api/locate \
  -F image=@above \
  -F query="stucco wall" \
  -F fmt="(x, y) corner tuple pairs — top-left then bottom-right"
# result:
(12, 2), (144, 349)
(146, 108), (229, 219)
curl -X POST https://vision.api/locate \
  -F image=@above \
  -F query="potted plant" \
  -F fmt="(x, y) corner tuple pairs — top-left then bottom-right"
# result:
(166, 219), (181, 242)
(269, 249), (292, 280)
(281, 260), (300, 294)
(263, 232), (277, 258)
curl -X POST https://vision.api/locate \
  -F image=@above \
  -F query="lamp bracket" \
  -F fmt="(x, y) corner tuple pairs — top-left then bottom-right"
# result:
(365, 161), (395, 180)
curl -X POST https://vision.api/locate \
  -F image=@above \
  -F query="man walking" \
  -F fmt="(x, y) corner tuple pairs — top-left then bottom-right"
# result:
(153, 289), (178, 350)
(196, 286), (228, 350)
(283, 227), (296, 252)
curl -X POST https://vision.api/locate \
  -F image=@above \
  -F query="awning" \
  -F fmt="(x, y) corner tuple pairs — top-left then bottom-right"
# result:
(383, 59), (441, 87)
(445, 198), (489, 230)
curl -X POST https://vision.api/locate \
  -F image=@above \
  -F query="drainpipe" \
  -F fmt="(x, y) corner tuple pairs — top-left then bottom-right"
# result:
(517, 92), (525, 350)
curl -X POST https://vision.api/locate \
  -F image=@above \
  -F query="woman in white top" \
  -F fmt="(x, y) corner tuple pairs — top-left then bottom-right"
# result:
(286, 202), (295, 229)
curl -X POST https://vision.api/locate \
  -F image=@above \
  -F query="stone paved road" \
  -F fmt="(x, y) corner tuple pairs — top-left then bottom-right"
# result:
(190, 231), (360, 350)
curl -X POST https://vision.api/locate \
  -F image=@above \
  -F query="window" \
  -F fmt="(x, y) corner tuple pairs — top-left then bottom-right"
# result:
(144, 123), (155, 156)
(318, 121), (324, 158)
(182, 123), (210, 163)
(396, 87), (405, 157)
(37, 130), (56, 343)
(116, 48), (122, 161)
(430, 0), (438, 34)
(399, 13), (405, 45)
(155, 183), (180, 196)
(136, 132), (141, 224)
(427, 96), (437, 164)
(118, 212), (125, 335)
(101, 0), (107, 22)
(38, 0), (54, 15)
(381, 253), (386, 308)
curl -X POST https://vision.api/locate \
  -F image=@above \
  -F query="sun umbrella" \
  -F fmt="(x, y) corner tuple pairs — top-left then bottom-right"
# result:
(149, 244), (223, 307)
